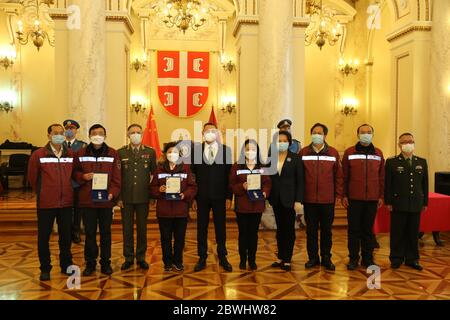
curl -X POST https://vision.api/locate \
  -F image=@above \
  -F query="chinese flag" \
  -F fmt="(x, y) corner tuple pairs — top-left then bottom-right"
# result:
(142, 106), (162, 159)
(208, 105), (217, 127)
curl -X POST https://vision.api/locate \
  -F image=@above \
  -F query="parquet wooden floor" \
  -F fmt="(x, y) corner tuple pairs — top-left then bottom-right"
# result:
(1, 190), (450, 300)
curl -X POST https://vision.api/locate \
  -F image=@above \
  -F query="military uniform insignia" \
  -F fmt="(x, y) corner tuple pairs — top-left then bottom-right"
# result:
(396, 166), (404, 173)
(415, 165), (423, 170)
(287, 157), (292, 162)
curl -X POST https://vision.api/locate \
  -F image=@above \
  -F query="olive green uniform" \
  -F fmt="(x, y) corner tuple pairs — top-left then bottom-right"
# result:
(118, 144), (157, 263)
(384, 154), (428, 265)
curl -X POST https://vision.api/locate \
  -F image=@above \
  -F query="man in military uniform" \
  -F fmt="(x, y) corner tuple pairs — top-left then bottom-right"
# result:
(63, 119), (88, 244)
(384, 132), (428, 271)
(277, 119), (302, 154)
(118, 124), (157, 270)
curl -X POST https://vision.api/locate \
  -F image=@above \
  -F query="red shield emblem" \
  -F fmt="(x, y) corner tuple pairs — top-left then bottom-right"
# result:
(157, 51), (209, 118)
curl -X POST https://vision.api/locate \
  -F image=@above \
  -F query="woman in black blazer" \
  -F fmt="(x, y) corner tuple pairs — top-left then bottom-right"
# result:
(268, 131), (304, 271)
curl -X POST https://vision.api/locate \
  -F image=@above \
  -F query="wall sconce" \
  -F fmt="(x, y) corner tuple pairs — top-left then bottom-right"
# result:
(0, 90), (17, 113)
(220, 55), (236, 73)
(0, 46), (16, 70)
(220, 96), (236, 114)
(338, 57), (359, 76)
(131, 96), (147, 115)
(341, 97), (358, 116)
(222, 60), (236, 73)
(130, 52), (148, 72)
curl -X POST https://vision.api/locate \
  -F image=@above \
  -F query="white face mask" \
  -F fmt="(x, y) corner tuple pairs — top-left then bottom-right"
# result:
(204, 131), (217, 143)
(401, 143), (415, 154)
(129, 133), (142, 145)
(245, 150), (257, 161)
(90, 135), (105, 145)
(167, 152), (180, 163)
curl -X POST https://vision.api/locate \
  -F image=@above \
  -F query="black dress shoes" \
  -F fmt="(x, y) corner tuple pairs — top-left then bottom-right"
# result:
(40, 272), (50, 281)
(280, 263), (291, 271)
(347, 260), (359, 270)
(121, 261), (133, 271)
(405, 262), (423, 271)
(249, 262), (257, 271)
(101, 265), (113, 275)
(321, 260), (335, 271)
(239, 261), (247, 270)
(83, 266), (96, 276)
(390, 262), (401, 269)
(138, 261), (150, 270)
(219, 258), (233, 272)
(271, 261), (282, 268)
(194, 258), (207, 272)
(305, 259), (320, 269)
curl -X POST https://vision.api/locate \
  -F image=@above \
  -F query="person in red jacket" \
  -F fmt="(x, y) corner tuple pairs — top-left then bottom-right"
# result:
(27, 123), (74, 281)
(72, 124), (121, 277)
(300, 123), (343, 271)
(229, 139), (272, 271)
(342, 124), (385, 270)
(150, 142), (197, 272)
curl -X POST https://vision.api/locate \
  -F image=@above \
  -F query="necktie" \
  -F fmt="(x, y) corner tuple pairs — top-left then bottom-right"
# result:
(208, 146), (214, 164)
(133, 148), (139, 156)
(68, 142), (71, 149)
(406, 158), (412, 167)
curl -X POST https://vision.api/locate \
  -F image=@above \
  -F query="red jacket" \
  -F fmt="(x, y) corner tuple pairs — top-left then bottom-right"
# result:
(229, 164), (272, 214)
(27, 143), (74, 209)
(73, 144), (121, 208)
(342, 143), (385, 201)
(299, 143), (343, 204)
(150, 163), (197, 218)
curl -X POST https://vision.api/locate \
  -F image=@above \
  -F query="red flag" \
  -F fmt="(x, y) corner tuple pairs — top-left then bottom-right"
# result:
(142, 106), (162, 159)
(208, 105), (217, 127)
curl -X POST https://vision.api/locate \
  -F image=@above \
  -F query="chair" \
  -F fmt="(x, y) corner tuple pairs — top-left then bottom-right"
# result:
(0, 153), (30, 189)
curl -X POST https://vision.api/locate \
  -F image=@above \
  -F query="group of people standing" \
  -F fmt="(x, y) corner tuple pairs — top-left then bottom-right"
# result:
(27, 118), (428, 282)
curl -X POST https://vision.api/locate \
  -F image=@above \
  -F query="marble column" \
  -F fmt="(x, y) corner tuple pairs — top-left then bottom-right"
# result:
(258, 0), (294, 130)
(68, 0), (106, 139)
(429, 0), (450, 189)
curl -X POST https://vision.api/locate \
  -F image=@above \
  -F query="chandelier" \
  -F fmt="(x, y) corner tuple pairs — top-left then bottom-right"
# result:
(158, 0), (210, 34)
(16, 0), (55, 51)
(305, 0), (342, 50)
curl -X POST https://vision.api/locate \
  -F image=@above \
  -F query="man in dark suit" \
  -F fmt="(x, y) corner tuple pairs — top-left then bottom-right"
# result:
(384, 132), (428, 271)
(63, 119), (87, 244)
(191, 123), (233, 272)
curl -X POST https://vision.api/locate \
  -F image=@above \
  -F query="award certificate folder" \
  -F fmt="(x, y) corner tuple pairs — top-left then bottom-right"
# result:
(165, 176), (181, 200)
(247, 174), (264, 201)
(92, 173), (109, 202)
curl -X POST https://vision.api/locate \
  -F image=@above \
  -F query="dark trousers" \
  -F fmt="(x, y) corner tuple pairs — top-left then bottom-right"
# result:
(304, 203), (335, 261)
(72, 188), (82, 235)
(82, 208), (113, 267)
(347, 200), (378, 262)
(121, 203), (149, 263)
(197, 198), (227, 259)
(158, 217), (188, 266)
(273, 204), (296, 263)
(37, 207), (73, 273)
(390, 211), (421, 264)
(236, 212), (262, 263)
